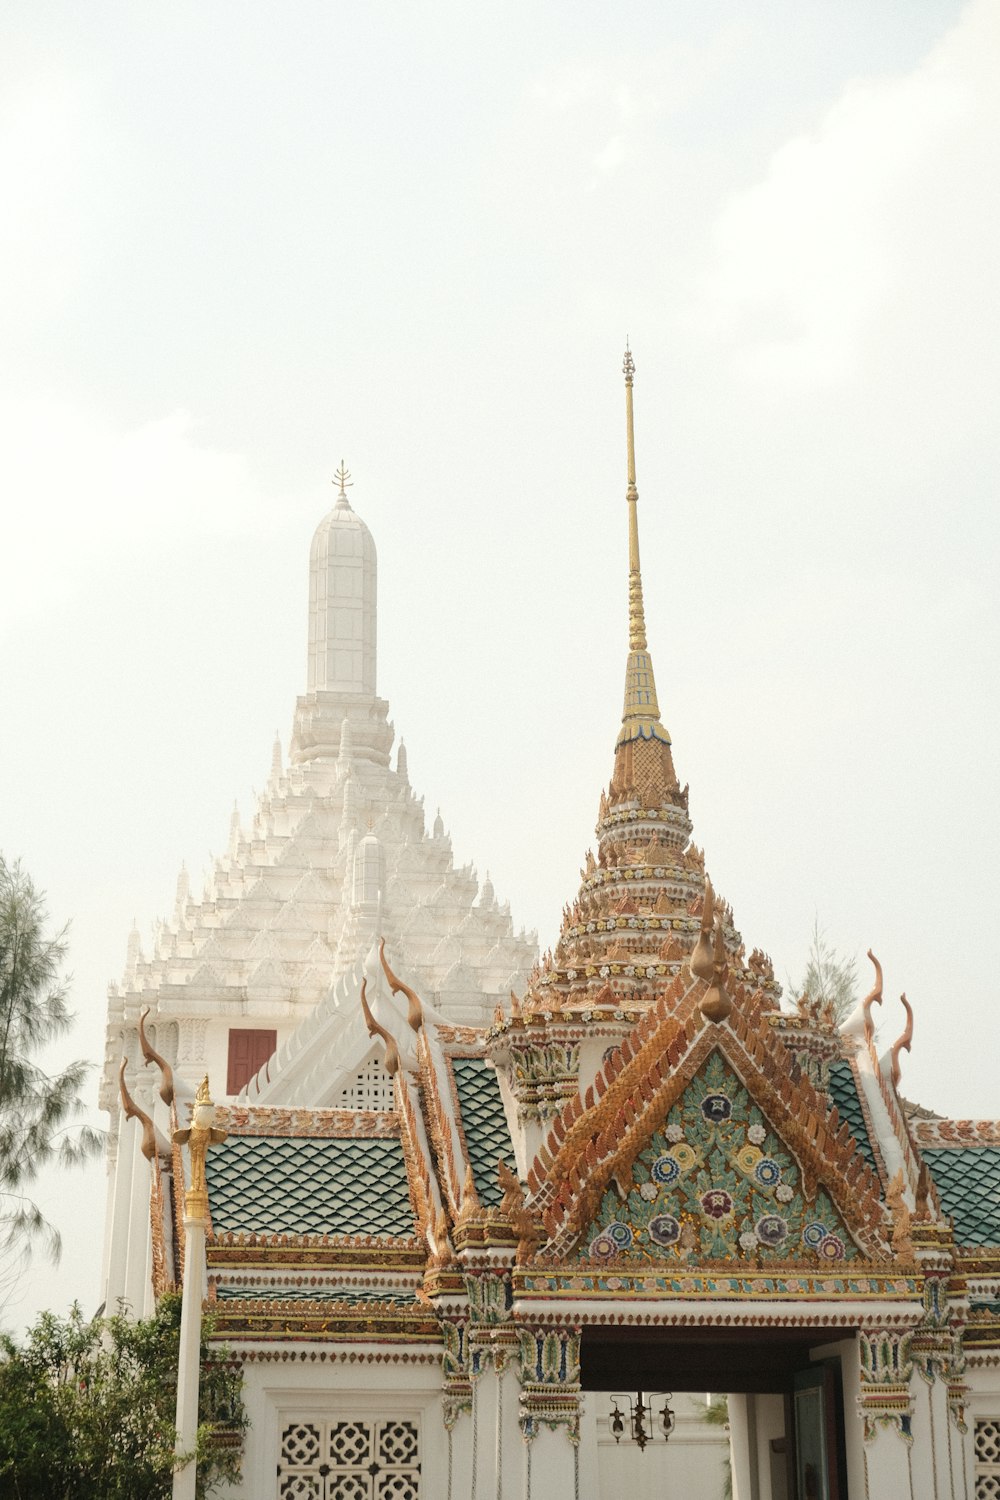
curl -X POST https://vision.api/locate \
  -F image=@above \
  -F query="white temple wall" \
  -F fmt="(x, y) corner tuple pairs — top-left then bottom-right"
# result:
(962, 1369), (1000, 1500)
(234, 1350), (445, 1500)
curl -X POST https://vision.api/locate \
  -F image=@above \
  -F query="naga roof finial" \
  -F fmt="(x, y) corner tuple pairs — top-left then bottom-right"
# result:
(862, 949), (883, 1050)
(137, 1005), (175, 1106)
(118, 1058), (159, 1162)
(360, 976), (400, 1076)
(890, 993), (913, 1089)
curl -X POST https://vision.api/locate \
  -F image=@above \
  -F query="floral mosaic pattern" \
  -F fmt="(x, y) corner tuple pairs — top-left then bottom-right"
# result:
(581, 1050), (856, 1266)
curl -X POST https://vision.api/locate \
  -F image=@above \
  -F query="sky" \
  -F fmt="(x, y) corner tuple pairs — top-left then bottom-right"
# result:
(2, 0), (998, 1330)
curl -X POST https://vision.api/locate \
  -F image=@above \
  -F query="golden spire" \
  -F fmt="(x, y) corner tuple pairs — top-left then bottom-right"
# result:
(617, 346), (671, 750)
(624, 344), (646, 652)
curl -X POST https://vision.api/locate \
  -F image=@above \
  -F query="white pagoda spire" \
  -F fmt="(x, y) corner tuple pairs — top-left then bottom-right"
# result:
(307, 462), (377, 697)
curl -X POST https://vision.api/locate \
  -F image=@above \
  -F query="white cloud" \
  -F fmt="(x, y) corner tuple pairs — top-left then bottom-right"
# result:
(0, 398), (293, 635)
(701, 0), (998, 382)
(0, 71), (88, 320)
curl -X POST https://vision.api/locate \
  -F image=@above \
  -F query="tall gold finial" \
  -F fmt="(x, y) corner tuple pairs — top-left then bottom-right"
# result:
(616, 346), (672, 752)
(334, 461), (353, 498)
(623, 345), (644, 650)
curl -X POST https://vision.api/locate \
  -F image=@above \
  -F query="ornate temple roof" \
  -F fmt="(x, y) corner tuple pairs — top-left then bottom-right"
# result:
(123, 356), (1000, 1376)
(524, 352), (778, 1018)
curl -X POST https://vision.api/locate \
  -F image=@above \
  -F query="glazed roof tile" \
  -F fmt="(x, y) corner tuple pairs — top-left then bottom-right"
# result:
(452, 1057), (516, 1207)
(207, 1134), (413, 1237)
(922, 1146), (1000, 1246)
(826, 1060), (878, 1177)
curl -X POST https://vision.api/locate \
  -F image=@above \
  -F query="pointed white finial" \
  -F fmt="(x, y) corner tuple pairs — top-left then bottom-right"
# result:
(126, 920), (142, 969)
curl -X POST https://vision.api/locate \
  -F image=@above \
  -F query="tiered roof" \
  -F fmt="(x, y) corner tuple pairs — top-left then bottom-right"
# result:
(122, 355), (1000, 1373)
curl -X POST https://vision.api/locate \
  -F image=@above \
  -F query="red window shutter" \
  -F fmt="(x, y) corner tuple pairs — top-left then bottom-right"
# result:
(227, 1028), (277, 1094)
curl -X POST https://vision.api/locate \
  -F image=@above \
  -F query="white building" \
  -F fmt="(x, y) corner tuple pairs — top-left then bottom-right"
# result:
(108, 367), (1000, 1500)
(100, 466), (537, 1319)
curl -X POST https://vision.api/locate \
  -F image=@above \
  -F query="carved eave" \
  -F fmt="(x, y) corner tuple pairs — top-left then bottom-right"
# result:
(210, 1296), (441, 1343)
(523, 978), (891, 1265)
(207, 1233), (426, 1271)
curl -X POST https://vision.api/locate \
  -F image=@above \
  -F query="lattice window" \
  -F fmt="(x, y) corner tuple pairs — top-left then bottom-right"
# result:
(278, 1416), (419, 1500)
(331, 1053), (395, 1112)
(977, 1418), (1000, 1499)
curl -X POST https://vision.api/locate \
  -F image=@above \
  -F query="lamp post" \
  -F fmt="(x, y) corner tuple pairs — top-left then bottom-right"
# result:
(172, 1077), (227, 1500)
(609, 1391), (676, 1451)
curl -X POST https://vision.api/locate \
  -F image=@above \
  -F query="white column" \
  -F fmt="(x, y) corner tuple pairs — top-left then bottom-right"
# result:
(172, 1212), (206, 1500)
(855, 1330), (918, 1499)
(496, 1355), (525, 1500)
(444, 1410), (474, 1500)
(122, 1115), (150, 1315)
(171, 1078), (224, 1500)
(471, 1352), (499, 1500)
(576, 1392), (601, 1500)
(527, 1424), (579, 1500)
(909, 1373), (955, 1500)
(728, 1393), (759, 1500)
(103, 1107), (134, 1312)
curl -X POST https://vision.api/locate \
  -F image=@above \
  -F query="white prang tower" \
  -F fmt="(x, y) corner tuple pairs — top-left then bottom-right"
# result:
(99, 466), (537, 1315)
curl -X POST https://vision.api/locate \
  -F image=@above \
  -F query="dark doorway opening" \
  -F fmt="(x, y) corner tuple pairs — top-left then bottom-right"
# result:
(580, 1325), (848, 1500)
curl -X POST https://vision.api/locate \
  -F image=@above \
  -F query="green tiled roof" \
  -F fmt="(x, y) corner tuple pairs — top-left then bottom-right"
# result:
(922, 1147), (1000, 1245)
(452, 1057), (517, 1208)
(826, 1060), (878, 1175)
(207, 1134), (413, 1237)
(214, 1286), (416, 1304)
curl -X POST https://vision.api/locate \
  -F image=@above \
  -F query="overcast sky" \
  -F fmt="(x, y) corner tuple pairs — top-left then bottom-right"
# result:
(3, 0), (998, 1330)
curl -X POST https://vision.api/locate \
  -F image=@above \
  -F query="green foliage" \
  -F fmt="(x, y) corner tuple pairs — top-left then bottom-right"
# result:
(0, 856), (103, 1282)
(0, 1295), (245, 1499)
(787, 918), (858, 1024)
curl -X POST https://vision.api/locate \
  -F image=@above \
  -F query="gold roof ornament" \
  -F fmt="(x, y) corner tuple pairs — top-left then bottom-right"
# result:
(172, 1075), (227, 1221)
(617, 346), (672, 754)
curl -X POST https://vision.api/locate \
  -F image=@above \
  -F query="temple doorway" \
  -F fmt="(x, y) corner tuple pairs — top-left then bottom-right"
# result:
(580, 1325), (849, 1500)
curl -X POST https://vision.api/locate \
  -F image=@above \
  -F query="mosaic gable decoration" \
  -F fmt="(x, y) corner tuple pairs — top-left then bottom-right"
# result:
(580, 1050), (857, 1267)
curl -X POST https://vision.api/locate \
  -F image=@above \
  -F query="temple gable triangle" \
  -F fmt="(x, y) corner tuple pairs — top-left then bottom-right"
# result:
(577, 1049), (857, 1267)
